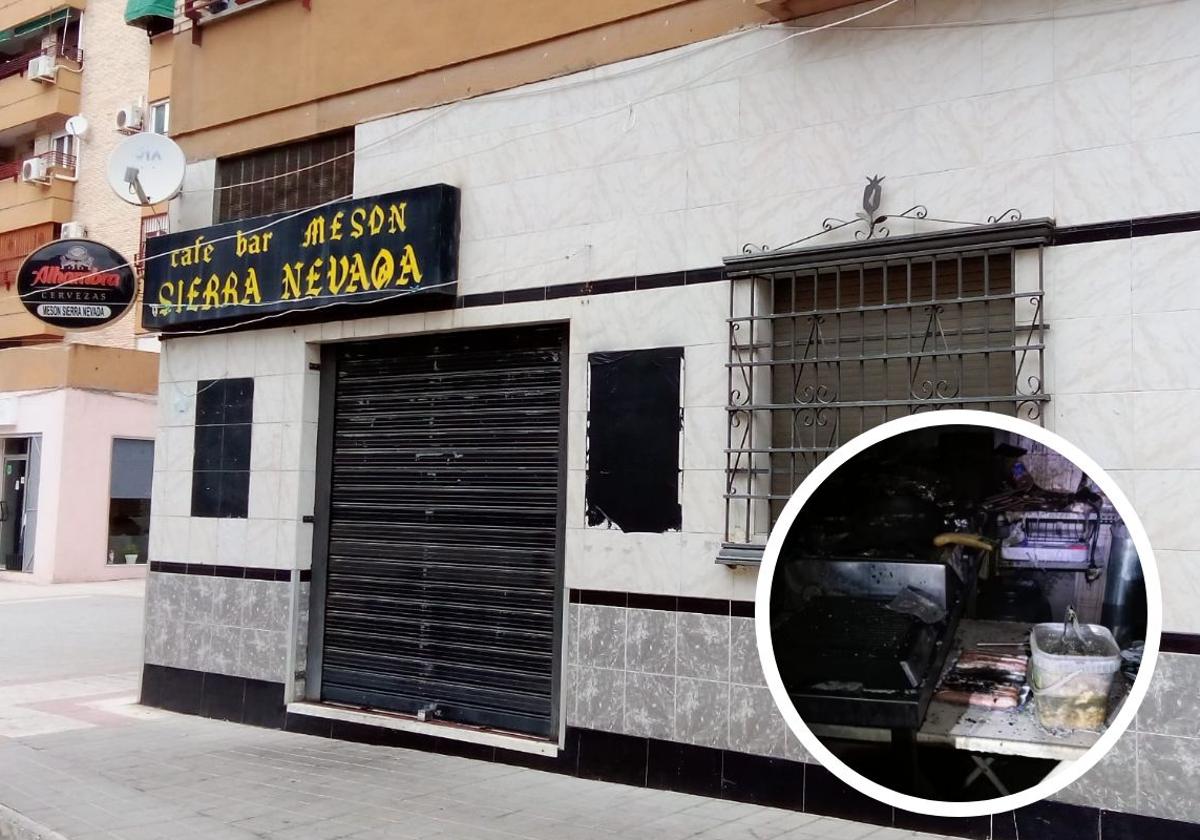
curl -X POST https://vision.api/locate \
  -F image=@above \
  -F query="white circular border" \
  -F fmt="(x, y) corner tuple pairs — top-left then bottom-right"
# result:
(754, 410), (1162, 818)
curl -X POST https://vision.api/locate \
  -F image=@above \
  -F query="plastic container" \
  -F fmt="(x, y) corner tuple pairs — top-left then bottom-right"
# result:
(1029, 622), (1121, 731)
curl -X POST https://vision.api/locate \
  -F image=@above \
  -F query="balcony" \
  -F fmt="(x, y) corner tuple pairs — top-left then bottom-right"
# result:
(0, 151), (76, 232)
(0, 45), (82, 134)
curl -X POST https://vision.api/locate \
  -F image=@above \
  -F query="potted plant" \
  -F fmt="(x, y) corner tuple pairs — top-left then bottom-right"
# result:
(121, 542), (140, 564)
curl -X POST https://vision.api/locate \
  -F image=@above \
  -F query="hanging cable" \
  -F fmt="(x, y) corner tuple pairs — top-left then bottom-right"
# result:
(14, 0), (905, 307)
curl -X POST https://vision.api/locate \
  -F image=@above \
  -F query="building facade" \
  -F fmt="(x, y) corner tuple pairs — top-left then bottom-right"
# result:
(137, 1), (1200, 837)
(0, 0), (167, 582)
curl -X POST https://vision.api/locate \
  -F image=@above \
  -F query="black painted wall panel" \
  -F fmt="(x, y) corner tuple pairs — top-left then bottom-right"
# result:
(585, 348), (683, 533)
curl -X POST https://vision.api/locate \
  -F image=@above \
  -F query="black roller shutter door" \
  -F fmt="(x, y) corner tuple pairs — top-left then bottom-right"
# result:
(319, 325), (566, 738)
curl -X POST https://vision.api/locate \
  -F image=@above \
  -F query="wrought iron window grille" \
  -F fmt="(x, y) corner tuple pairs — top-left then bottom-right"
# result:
(718, 176), (1052, 566)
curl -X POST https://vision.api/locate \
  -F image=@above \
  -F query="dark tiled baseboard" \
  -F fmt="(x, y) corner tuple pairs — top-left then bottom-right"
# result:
(139, 666), (1200, 840)
(141, 664), (285, 729)
(148, 561), (311, 582)
(1162, 633), (1200, 655)
(570, 588), (754, 617)
(1053, 210), (1200, 246)
(457, 266), (724, 310)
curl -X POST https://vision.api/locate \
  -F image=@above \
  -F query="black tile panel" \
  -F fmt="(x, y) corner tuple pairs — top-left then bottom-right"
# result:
(284, 712), (333, 739)
(720, 752), (804, 810)
(992, 802), (1100, 840)
(142, 664), (203, 716)
(646, 738), (724, 798)
(576, 729), (648, 786)
(1102, 810), (1200, 840)
(200, 673), (245, 722)
(894, 810), (991, 840)
(243, 679), (287, 729)
(802, 764), (893, 827)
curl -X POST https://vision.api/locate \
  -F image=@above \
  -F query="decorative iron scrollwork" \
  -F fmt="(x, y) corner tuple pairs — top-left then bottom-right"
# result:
(750, 175), (1023, 254)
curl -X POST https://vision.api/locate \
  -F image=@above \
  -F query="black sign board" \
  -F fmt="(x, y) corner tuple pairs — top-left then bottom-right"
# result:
(142, 184), (460, 331)
(17, 239), (137, 330)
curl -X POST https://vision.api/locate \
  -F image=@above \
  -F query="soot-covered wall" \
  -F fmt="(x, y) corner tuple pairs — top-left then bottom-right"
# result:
(585, 348), (683, 534)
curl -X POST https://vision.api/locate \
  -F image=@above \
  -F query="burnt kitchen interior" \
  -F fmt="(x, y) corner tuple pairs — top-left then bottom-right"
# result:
(770, 425), (1147, 800)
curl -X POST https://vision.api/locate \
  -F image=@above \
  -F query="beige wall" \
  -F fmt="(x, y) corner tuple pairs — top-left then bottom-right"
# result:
(0, 343), (158, 394)
(147, 31), (171, 103)
(167, 0), (857, 161)
(0, 69), (81, 136)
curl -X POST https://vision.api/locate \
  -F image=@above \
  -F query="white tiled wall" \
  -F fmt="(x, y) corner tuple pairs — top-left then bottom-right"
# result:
(1046, 230), (1200, 635)
(152, 284), (734, 595)
(162, 1), (1200, 619)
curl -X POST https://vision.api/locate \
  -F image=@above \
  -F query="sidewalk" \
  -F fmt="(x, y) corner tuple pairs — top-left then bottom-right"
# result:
(0, 711), (960, 840)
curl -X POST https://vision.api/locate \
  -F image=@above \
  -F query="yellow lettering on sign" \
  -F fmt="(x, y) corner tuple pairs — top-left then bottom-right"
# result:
(397, 244), (423, 287)
(388, 203), (407, 233)
(327, 255), (348, 295)
(347, 253), (368, 293)
(305, 259), (324, 297)
(244, 268), (261, 304)
(281, 262), (304, 300)
(158, 283), (173, 316)
(368, 205), (385, 235)
(222, 272), (240, 305)
(370, 249), (394, 290)
(302, 215), (326, 248)
(201, 275), (220, 309)
(350, 208), (366, 239)
(330, 211), (344, 241)
(236, 230), (274, 256)
(186, 277), (201, 310)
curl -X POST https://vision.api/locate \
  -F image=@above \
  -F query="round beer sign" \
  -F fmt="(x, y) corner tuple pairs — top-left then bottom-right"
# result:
(17, 238), (136, 330)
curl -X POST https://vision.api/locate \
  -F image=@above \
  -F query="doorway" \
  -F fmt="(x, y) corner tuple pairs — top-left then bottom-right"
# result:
(1, 436), (39, 572)
(309, 325), (568, 739)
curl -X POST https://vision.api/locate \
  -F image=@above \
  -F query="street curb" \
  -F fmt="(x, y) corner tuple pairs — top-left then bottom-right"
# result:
(0, 804), (67, 840)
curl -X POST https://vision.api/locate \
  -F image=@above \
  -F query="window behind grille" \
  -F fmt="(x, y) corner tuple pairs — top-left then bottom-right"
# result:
(214, 131), (353, 223)
(721, 234), (1049, 562)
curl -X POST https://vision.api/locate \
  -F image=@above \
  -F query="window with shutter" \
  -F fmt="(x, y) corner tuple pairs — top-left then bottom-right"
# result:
(214, 131), (353, 223)
(720, 227), (1050, 563)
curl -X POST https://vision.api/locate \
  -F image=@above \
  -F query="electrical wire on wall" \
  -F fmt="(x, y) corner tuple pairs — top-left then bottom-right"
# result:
(48, 0), (1184, 338)
(11, 0), (1175, 343)
(186, 0), (1177, 198)
(9, 0), (909, 325)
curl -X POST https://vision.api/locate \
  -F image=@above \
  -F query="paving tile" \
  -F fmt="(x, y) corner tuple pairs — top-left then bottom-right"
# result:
(0, 706), (965, 840)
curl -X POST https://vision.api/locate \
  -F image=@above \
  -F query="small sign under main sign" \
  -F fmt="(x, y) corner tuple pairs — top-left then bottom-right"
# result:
(141, 184), (460, 331)
(17, 238), (137, 330)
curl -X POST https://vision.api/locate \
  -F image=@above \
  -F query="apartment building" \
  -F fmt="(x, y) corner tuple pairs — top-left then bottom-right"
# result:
(0, 0), (167, 582)
(133, 1), (1200, 837)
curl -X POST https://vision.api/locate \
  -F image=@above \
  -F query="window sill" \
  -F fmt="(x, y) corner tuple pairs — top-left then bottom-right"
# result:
(715, 543), (764, 567)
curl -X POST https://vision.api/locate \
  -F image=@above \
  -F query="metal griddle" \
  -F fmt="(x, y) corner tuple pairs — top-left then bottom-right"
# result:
(773, 551), (979, 730)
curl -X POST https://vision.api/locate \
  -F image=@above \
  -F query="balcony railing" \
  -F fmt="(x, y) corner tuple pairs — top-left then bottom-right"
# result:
(0, 150), (78, 182)
(183, 0), (309, 43)
(0, 43), (84, 83)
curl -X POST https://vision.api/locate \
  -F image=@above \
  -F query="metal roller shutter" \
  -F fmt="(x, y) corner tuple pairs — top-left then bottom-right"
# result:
(318, 325), (566, 738)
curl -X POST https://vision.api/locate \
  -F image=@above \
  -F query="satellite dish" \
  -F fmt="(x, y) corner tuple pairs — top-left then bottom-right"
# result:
(107, 132), (186, 206)
(65, 115), (89, 138)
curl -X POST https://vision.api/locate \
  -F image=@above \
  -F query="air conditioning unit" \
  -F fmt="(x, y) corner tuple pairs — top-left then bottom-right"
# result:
(26, 55), (57, 83)
(115, 105), (144, 134)
(21, 157), (49, 184)
(61, 221), (87, 239)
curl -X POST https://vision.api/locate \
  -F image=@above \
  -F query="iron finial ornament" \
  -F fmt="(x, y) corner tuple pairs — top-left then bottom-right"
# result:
(861, 174), (884, 222)
(742, 174), (1022, 254)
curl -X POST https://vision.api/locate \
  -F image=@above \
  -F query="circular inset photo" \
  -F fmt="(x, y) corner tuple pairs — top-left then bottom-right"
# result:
(755, 411), (1160, 817)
